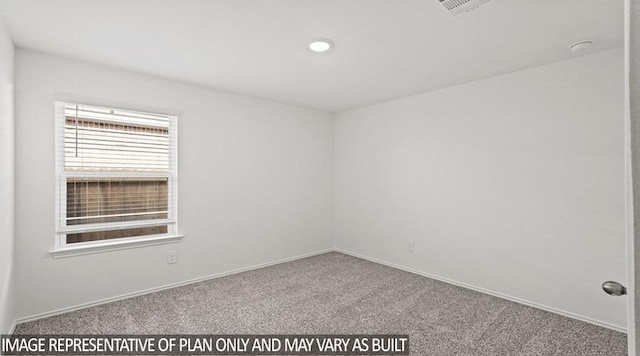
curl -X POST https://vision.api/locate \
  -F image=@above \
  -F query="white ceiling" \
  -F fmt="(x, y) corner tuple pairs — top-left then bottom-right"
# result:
(0, 0), (624, 113)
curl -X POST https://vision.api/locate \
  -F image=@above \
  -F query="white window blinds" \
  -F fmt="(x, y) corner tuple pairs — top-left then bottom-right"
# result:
(55, 102), (178, 247)
(63, 105), (171, 172)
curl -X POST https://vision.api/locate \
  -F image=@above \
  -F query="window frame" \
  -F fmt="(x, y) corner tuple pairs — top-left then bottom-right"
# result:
(52, 101), (181, 258)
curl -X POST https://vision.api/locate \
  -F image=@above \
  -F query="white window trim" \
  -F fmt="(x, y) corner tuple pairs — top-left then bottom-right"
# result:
(49, 234), (184, 259)
(52, 101), (180, 257)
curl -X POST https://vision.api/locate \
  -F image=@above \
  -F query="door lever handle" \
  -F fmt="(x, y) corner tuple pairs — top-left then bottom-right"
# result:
(602, 281), (627, 296)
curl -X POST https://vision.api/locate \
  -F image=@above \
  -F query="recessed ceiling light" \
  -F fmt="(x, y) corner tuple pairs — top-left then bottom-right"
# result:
(309, 39), (333, 53)
(568, 40), (594, 53)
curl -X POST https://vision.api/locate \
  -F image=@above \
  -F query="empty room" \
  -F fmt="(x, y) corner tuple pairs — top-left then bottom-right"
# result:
(1, 0), (639, 355)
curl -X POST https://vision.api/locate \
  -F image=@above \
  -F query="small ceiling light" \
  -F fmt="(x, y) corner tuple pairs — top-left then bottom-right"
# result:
(309, 39), (333, 53)
(568, 40), (594, 53)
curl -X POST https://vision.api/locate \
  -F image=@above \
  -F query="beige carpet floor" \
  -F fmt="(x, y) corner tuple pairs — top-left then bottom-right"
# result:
(14, 252), (627, 355)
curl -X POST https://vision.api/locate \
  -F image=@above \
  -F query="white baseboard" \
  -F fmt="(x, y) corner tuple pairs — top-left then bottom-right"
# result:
(14, 247), (627, 334)
(15, 249), (333, 325)
(8, 319), (16, 334)
(333, 248), (627, 334)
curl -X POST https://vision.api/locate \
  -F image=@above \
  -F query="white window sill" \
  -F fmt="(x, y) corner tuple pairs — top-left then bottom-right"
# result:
(49, 234), (184, 259)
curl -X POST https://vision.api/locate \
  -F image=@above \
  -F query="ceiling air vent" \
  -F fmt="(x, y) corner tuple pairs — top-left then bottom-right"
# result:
(438, 0), (492, 16)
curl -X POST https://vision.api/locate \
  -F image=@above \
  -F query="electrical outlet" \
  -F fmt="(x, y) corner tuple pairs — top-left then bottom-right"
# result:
(167, 250), (178, 264)
(407, 240), (415, 252)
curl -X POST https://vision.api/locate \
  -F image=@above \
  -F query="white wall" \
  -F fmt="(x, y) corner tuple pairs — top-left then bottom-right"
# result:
(10, 45), (628, 331)
(334, 48), (627, 329)
(0, 18), (15, 333)
(14, 50), (333, 319)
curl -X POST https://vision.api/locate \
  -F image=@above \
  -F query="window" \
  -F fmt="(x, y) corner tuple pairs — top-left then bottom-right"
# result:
(54, 102), (178, 252)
